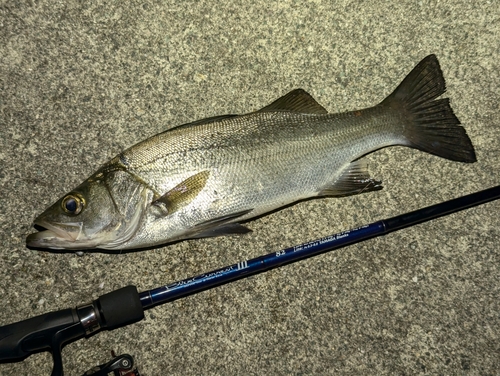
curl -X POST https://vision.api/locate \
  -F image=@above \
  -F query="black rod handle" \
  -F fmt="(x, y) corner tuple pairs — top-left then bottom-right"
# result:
(0, 308), (81, 361)
(0, 286), (144, 376)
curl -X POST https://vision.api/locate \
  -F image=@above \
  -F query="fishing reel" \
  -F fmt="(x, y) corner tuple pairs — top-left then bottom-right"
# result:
(82, 351), (140, 376)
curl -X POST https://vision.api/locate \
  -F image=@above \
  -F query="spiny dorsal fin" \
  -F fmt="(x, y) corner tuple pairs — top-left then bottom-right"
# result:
(257, 89), (328, 114)
(172, 114), (238, 131)
(152, 170), (210, 215)
(319, 160), (382, 197)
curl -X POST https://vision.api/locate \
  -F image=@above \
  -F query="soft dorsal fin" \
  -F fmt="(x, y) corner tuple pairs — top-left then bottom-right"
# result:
(257, 89), (328, 114)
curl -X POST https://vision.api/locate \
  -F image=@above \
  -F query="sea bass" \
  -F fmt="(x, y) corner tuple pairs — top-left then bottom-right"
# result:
(27, 55), (476, 250)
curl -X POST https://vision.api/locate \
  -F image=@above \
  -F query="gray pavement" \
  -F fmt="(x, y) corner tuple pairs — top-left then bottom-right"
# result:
(1, 1), (499, 375)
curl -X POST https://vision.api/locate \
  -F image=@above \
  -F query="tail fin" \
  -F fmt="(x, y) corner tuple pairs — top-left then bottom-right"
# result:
(380, 54), (476, 163)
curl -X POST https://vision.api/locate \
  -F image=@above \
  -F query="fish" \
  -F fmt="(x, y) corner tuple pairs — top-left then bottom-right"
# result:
(26, 54), (476, 251)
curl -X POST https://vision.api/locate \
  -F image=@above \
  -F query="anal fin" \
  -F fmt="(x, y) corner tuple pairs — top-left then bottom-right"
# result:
(319, 160), (382, 197)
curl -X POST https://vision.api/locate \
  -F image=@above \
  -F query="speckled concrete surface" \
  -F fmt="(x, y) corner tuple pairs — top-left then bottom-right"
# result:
(1, 1), (499, 375)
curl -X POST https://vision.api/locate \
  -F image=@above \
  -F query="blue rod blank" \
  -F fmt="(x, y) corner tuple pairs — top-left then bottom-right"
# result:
(139, 185), (500, 309)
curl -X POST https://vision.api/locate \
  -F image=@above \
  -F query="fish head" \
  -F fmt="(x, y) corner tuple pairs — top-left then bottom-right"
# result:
(26, 168), (150, 250)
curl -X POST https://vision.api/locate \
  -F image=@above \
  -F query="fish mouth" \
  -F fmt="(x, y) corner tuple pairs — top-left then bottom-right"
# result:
(26, 220), (83, 249)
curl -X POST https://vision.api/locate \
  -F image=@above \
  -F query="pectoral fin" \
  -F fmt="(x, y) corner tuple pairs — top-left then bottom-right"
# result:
(319, 160), (383, 197)
(152, 170), (210, 215)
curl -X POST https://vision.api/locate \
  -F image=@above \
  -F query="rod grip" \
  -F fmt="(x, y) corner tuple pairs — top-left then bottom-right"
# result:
(0, 308), (81, 361)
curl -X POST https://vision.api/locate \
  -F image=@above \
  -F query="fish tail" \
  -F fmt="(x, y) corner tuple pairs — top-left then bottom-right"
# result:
(380, 54), (477, 163)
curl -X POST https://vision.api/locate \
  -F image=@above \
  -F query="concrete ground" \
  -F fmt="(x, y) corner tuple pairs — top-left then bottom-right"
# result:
(1, 1), (499, 375)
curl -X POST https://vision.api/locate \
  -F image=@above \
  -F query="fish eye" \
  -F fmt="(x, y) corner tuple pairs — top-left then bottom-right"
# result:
(61, 194), (85, 215)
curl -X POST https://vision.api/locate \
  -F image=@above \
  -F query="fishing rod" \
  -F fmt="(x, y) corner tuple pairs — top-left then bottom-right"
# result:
(1, 185), (499, 376)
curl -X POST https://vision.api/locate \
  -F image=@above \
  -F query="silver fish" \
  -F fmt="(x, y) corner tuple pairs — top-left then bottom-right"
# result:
(27, 55), (476, 250)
